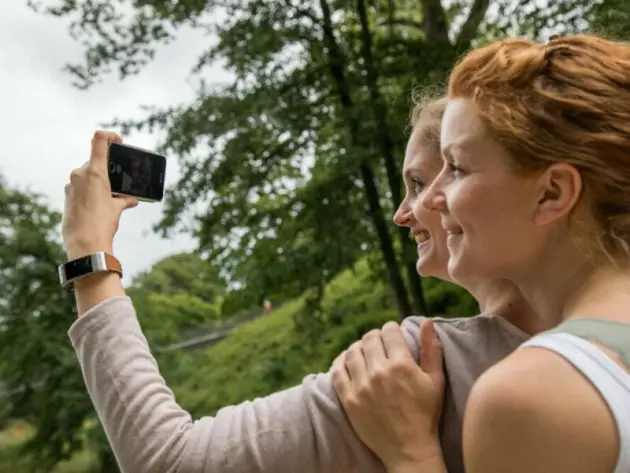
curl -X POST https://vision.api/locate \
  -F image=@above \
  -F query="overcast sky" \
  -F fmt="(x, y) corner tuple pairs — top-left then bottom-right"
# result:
(1, 3), (231, 282)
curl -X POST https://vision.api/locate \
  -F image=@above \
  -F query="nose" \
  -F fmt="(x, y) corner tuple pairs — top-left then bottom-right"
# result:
(393, 199), (413, 227)
(421, 171), (447, 212)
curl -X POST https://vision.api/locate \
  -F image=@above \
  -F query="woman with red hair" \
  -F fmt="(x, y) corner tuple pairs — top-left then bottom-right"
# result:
(333, 34), (630, 473)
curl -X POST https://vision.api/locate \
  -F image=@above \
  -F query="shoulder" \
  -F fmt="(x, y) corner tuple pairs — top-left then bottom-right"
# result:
(402, 313), (492, 334)
(401, 314), (488, 359)
(402, 313), (515, 362)
(464, 347), (619, 473)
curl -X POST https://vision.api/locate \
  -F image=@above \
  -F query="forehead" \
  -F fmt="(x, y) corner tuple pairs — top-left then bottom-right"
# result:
(403, 130), (441, 174)
(441, 98), (487, 153)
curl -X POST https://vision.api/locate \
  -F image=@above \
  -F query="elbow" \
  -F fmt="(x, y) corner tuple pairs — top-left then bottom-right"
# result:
(117, 418), (208, 473)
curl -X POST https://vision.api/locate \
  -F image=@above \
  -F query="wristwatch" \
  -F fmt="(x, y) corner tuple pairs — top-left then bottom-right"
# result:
(58, 252), (123, 289)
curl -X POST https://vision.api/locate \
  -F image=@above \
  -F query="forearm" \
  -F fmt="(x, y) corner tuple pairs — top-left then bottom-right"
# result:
(73, 271), (125, 315)
(69, 295), (386, 473)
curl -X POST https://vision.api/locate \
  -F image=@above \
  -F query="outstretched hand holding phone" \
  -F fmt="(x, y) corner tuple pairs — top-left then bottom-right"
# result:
(62, 131), (138, 314)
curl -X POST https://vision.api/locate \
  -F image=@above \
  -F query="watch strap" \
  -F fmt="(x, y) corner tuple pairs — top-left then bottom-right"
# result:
(58, 252), (123, 289)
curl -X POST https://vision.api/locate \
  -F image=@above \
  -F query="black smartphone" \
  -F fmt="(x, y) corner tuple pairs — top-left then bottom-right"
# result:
(107, 142), (167, 203)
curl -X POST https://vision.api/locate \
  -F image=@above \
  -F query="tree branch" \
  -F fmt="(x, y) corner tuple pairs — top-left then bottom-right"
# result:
(456, 0), (492, 49)
(420, 0), (450, 44)
(377, 18), (424, 31)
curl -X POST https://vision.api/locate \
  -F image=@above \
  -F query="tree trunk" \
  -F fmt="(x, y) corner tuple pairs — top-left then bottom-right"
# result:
(455, 0), (492, 50)
(319, 0), (412, 319)
(419, 0), (450, 43)
(355, 0), (429, 315)
(360, 165), (414, 319)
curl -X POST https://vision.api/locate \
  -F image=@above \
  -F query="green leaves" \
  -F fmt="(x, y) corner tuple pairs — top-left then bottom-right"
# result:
(128, 252), (225, 346)
(0, 180), (91, 470)
(32, 0), (621, 317)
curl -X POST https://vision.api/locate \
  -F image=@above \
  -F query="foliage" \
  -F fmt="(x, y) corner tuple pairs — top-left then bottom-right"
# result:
(127, 252), (226, 346)
(27, 0), (614, 320)
(589, 0), (630, 39)
(0, 179), (93, 471)
(171, 257), (476, 417)
(0, 182), (228, 471)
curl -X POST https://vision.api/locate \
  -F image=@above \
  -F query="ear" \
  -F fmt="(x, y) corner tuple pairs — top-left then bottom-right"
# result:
(534, 163), (583, 226)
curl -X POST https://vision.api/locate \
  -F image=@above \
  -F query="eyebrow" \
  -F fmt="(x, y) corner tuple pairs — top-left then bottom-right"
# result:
(442, 138), (473, 160)
(403, 168), (415, 179)
(441, 145), (454, 161)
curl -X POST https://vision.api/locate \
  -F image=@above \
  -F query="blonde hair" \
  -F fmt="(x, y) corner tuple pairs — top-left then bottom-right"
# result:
(447, 34), (630, 262)
(409, 89), (447, 154)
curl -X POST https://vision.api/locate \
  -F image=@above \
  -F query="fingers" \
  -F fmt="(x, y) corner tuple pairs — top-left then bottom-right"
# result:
(361, 329), (387, 373)
(90, 130), (122, 171)
(345, 341), (368, 385)
(419, 319), (444, 376)
(331, 351), (351, 399)
(381, 321), (412, 362)
(114, 195), (139, 212)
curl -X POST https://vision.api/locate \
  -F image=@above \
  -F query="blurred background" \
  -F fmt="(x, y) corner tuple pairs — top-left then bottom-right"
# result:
(0, 0), (627, 471)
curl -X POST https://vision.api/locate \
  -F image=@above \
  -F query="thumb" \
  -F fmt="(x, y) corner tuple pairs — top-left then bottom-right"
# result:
(419, 319), (444, 379)
(114, 195), (139, 213)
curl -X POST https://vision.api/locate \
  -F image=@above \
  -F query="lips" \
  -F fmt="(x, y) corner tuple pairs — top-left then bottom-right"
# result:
(441, 218), (463, 236)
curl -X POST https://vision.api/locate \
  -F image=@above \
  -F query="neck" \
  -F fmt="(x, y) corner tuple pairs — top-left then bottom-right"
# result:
(517, 261), (630, 325)
(470, 279), (546, 335)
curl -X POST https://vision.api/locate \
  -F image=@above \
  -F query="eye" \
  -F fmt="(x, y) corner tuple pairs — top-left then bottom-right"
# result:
(447, 162), (465, 177)
(411, 178), (424, 193)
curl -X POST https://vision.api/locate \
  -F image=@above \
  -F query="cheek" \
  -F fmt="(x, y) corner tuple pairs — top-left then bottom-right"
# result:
(444, 179), (479, 218)
(412, 197), (445, 234)
(453, 179), (531, 237)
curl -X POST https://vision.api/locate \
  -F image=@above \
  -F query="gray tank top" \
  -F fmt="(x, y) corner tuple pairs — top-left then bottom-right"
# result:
(520, 318), (630, 473)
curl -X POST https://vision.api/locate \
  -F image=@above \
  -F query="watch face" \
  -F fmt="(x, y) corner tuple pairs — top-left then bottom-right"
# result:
(64, 257), (94, 281)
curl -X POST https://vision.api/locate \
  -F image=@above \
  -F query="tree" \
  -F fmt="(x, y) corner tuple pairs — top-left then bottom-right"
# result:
(27, 0), (608, 315)
(130, 252), (225, 304)
(128, 252), (226, 347)
(0, 178), (93, 471)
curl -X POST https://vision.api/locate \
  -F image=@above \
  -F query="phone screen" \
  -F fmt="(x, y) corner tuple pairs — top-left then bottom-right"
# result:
(108, 143), (167, 202)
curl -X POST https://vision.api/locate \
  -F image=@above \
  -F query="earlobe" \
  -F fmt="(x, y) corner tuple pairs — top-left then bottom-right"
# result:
(535, 163), (583, 225)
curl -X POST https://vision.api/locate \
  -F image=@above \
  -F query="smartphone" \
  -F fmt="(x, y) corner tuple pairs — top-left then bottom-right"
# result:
(107, 142), (167, 203)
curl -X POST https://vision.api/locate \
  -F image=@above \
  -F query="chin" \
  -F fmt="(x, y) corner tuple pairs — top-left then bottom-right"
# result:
(447, 256), (466, 283)
(416, 257), (434, 277)
(417, 257), (449, 280)
(448, 252), (491, 287)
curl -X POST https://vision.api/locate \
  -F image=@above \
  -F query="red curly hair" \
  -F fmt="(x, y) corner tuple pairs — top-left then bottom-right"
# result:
(447, 34), (630, 261)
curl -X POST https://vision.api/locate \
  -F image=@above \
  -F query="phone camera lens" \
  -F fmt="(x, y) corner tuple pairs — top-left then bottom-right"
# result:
(108, 161), (116, 173)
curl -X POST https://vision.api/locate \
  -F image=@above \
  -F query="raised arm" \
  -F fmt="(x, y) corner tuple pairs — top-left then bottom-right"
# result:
(61, 131), (424, 473)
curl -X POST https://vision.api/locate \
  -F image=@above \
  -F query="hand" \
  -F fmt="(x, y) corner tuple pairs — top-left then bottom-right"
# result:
(331, 320), (446, 472)
(62, 131), (138, 260)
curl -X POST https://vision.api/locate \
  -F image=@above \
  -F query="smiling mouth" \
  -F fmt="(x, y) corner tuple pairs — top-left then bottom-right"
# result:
(413, 231), (430, 244)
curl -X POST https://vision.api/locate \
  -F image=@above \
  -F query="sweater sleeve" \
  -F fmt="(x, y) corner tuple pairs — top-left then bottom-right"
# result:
(69, 296), (424, 473)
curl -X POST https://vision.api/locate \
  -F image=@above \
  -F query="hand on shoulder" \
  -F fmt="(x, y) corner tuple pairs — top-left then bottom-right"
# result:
(331, 320), (446, 472)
